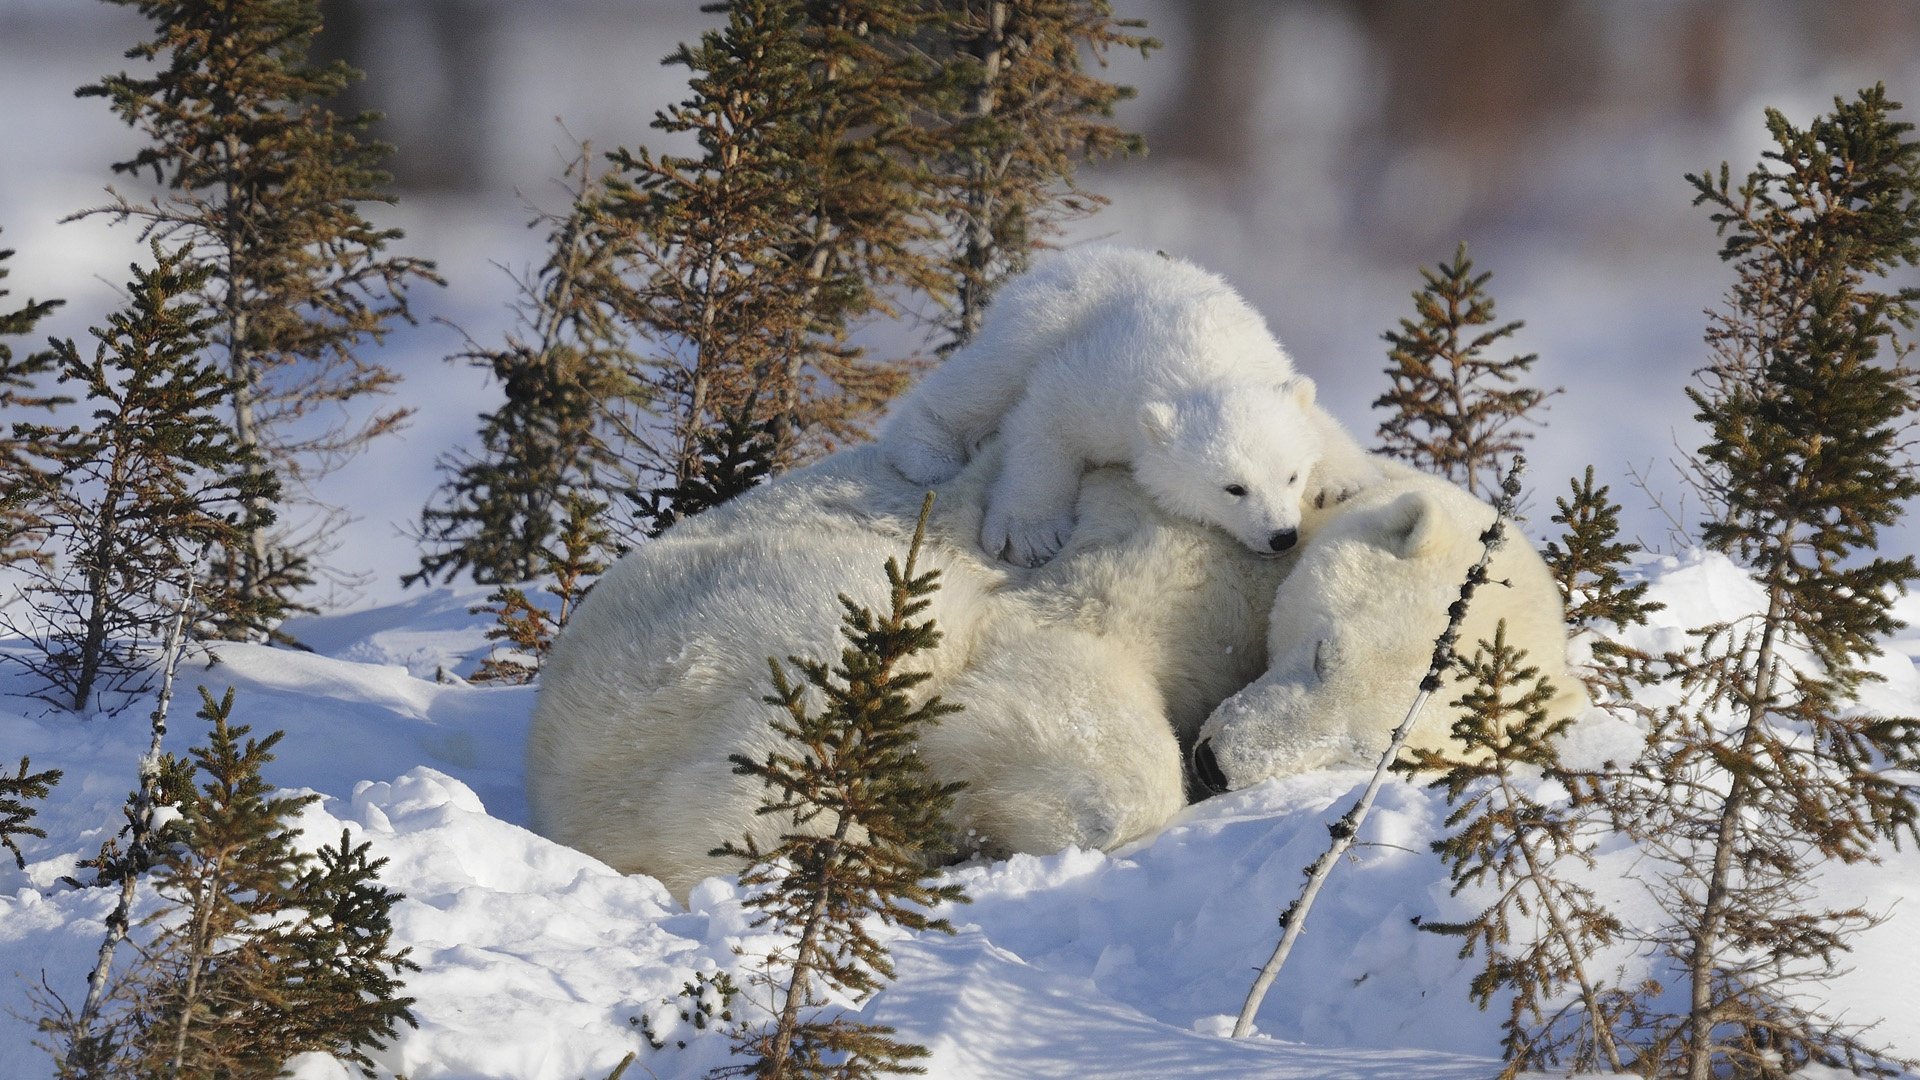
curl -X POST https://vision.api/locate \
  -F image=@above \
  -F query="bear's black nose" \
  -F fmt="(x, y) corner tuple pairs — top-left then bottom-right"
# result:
(1193, 738), (1229, 795)
(1268, 529), (1298, 553)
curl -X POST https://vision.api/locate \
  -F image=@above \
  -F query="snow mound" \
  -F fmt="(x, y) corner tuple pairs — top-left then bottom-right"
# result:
(4, 552), (1918, 1079)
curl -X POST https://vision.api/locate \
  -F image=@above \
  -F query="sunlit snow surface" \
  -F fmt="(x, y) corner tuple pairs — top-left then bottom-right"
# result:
(4, 554), (1917, 1079)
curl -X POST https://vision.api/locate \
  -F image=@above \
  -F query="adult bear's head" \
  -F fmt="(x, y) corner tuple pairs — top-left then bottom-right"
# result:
(1192, 473), (1588, 793)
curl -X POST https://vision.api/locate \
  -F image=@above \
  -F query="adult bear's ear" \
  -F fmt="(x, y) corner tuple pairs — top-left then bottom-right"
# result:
(1372, 490), (1445, 559)
(1140, 400), (1178, 447)
(1282, 375), (1317, 407)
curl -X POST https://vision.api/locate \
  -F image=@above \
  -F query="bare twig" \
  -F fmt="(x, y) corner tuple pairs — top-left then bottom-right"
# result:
(1232, 459), (1526, 1039)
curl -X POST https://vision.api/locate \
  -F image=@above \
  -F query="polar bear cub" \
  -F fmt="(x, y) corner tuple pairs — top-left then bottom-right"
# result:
(883, 246), (1376, 566)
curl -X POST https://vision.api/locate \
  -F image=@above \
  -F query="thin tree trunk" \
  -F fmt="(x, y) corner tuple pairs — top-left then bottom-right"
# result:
(222, 129), (272, 622)
(955, 1), (1009, 348)
(1499, 770), (1626, 1072)
(1682, 575), (1786, 1080)
(65, 555), (201, 1072)
(765, 816), (852, 1078)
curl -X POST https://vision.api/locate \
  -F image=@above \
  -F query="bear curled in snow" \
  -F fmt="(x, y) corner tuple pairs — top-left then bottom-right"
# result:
(1191, 458), (1591, 795)
(880, 246), (1381, 567)
(526, 442), (1295, 900)
(526, 448), (1585, 900)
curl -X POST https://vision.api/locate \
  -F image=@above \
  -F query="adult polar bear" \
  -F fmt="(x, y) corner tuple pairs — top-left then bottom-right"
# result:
(527, 444), (1293, 900)
(1193, 459), (1590, 794)
(525, 450), (1587, 900)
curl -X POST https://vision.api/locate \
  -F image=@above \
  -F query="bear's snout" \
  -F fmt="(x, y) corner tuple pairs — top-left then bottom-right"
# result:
(1267, 529), (1298, 553)
(1193, 738), (1230, 794)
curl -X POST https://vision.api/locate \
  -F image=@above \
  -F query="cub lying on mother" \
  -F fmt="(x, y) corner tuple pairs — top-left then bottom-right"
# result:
(881, 246), (1379, 566)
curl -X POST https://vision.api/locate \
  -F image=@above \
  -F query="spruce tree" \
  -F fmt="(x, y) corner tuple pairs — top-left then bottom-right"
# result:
(600, 0), (939, 522)
(1376, 243), (1559, 500)
(1398, 625), (1626, 1077)
(76, 0), (439, 634)
(0, 229), (69, 567)
(1618, 85), (1920, 1079)
(714, 496), (967, 1078)
(632, 397), (777, 538)
(1, 758), (63, 871)
(931, 1), (1155, 350)
(469, 494), (609, 685)
(1541, 467), (1662, 700)
(3, 246), (272, 713)
(411, 150), (636, 586)
(76, 687), (416, 1078)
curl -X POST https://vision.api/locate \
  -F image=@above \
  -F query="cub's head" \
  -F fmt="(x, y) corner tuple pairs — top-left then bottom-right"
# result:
(1132, 378), (1321, 556)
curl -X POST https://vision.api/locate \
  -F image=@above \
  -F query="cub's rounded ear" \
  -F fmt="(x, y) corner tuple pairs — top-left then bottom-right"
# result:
(1140, 400), (1178, 447)
(1282, 375), (1318, 407)
(1370, 490), (1446, 559)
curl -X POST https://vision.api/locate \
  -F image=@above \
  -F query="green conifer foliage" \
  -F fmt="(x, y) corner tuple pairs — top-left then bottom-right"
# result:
(600, 0), (940, 514)
(1, 758), (63, 871)
(1542, 467), (1663, 700)
(469, 494), (610, 685)
(1399, 625), (1626, 1077)
(83, 687), (415, 1078)
(714, 496), (967, 1079)
(932, 1), (1155, 350)
(1, 230), (71, 566)
(76, 0), (440, 634)
(633, 397), (778, 539)
(1376, 244), (1559, 501)
(1621, 85), (1920, 1080)
(3, 247), (273, 713)
(411, 151), (637, 586)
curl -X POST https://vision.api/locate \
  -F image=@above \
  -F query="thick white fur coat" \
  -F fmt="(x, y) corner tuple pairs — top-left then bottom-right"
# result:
(527, 444), (1292, 899)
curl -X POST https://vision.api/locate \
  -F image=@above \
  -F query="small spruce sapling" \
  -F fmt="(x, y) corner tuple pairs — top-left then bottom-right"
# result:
(79, 687), (415, 1078)
(632, 396), (778, 538)
(4, 246), (272, 713)
(1, 758), (62, 871)
(1542, 467), (1662, 700)
(1233, 458), (1526, 1040)
(1376, 243), (1559, 501)
(0, 228), (69, 566)
(411, 149), (636, 586)
(1616, 85), (1920, 1080)
(1398, 624), (1626, 1076)
(470, 493), (610, 685)
(714, 494), (968, 1079)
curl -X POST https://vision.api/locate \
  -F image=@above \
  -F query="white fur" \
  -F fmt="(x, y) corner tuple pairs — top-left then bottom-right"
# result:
(526, 443), (1291, 900)
(881, 247), (1380, 566)
(1192, 459), (1590, 792)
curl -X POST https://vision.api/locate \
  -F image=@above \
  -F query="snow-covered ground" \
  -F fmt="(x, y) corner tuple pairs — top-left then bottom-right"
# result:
(4, 550), (1918, 1079)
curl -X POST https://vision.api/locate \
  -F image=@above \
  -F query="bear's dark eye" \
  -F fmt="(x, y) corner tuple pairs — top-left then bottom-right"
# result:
(1224, 483), (1247, 497)
(1288, 473), (1299, 485)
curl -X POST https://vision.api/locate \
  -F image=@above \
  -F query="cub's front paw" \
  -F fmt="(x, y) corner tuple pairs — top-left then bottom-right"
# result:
(1309, 455), (1385, 510)
(980, 505), (1076, 567)
(886, 435), (969, 487)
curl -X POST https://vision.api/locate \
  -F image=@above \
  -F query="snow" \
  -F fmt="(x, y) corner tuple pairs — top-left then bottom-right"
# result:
(5, 552), (1920, 1078)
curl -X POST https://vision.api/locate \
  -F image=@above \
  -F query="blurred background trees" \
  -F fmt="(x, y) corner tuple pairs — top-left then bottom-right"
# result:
(2, 0), (1916, 597)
